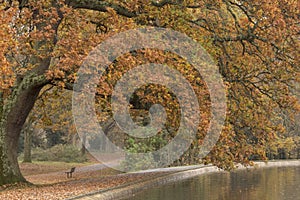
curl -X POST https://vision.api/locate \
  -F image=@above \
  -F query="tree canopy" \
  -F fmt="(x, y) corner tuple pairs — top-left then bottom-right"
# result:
(0, 0), (299, 185)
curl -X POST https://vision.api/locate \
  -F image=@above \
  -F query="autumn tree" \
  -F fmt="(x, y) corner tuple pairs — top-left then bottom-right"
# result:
(21, 85), (77, 162)
(0, 0), (299, 185)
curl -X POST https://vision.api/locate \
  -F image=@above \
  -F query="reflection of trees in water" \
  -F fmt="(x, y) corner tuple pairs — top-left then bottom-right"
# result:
(216, 167), (298, 200)
(129, 167), (300, 200)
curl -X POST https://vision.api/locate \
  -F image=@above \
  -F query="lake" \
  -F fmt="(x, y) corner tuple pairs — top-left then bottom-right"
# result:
(126, 166), (300, 200)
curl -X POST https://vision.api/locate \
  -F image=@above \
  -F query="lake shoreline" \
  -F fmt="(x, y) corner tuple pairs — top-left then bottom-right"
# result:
(69, 160), (300, 200)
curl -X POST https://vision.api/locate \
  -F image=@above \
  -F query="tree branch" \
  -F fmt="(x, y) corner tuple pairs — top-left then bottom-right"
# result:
(151, 0), (175, 7)
(50, 81), (109, 99)
(67, 0), (137, 18)
(151, 0), (202, 8)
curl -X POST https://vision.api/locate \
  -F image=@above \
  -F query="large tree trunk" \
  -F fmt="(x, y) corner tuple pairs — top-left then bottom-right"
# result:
(0, 1), (61, 186)
(0, 74), (47, 185)
(0, 128), (26, 185)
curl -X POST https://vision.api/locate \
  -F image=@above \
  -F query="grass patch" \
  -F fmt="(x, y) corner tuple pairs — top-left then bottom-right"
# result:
(19, 161), (92, 176)
(19, 144), (88, 163)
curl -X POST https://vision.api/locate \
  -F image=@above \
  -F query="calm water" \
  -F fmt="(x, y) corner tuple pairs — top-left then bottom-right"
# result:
(127, 167), (300, 200)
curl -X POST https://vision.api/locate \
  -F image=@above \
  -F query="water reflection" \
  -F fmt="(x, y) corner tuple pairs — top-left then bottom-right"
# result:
(127, 167), (300, 200)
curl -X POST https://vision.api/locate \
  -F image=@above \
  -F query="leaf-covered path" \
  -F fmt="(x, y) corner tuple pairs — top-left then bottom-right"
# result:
(0, 162), (169, 200)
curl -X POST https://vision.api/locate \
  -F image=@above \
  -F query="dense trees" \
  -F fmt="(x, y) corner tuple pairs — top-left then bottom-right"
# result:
(0, 0), (299, 185)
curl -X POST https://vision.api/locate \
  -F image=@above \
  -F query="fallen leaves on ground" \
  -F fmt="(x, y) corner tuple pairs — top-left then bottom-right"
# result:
(0, 163), (168, 200)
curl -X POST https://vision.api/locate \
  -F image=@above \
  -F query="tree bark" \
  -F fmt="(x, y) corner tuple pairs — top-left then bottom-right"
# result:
(0, 73), (48, 185)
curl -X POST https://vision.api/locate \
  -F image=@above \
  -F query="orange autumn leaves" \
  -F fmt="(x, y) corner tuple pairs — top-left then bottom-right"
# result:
(0, 0), (299, 169)
(0, 5), (16, 92)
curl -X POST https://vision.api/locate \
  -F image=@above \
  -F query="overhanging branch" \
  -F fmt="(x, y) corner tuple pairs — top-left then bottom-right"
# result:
(67, 0), (137, 18)
(151, 0), (202, 8)
(50, 81), (109, 99)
